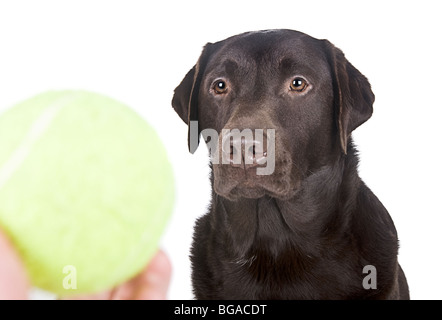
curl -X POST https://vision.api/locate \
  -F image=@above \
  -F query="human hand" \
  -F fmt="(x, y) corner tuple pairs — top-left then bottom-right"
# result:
(66, 249), (172, 300)
(0, 228), (171, 300)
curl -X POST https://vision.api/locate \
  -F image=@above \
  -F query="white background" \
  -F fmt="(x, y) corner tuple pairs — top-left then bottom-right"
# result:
(0, 0), (441, 300)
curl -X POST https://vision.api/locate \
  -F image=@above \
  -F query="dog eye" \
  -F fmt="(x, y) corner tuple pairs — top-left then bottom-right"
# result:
(290, 77), (308, 92)
(213, 80), (228, 94)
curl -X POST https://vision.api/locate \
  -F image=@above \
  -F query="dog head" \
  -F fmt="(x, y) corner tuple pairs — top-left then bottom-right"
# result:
(172, 29), (374, 200)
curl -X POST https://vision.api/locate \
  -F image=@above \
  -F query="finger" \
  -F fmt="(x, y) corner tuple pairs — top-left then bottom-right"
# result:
(0, 230), (29, 300)
(134, 249), (172, 300)
(111, 249), (172, 300)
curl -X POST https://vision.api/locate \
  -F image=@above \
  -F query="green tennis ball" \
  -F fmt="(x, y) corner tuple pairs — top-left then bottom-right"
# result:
(0, 90), (174, 296)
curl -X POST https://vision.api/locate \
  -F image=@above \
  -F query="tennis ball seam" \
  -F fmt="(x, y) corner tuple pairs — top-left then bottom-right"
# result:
(0, 93), (81, 191)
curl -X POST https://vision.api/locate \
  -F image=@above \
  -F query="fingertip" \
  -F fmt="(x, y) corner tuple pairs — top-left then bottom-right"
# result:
(136, 249), (172, 300)
(149, 249), (172, 278)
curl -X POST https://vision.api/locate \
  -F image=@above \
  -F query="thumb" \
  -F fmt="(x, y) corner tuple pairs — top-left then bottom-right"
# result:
(0, 230), (29, 299)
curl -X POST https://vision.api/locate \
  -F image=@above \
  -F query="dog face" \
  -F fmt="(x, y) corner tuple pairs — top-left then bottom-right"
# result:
(172, 30), (374, 200)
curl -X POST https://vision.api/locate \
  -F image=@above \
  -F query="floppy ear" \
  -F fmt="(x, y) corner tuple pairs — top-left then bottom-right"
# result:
(322, 40), (375, 154)
(172, 43), (216, 154)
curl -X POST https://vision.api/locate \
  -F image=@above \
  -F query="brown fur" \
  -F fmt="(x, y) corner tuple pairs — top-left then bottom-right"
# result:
(172, 29), (409, 299)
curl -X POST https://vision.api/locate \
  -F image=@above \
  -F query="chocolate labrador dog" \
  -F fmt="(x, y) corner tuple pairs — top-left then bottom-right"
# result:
(172, 29), (409, 299)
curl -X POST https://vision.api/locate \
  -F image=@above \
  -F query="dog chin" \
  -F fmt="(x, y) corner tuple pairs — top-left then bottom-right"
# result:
(232, 186), (267, 200)
(214, 180), (294, 201)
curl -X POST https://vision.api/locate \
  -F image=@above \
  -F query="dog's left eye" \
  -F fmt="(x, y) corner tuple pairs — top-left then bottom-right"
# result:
(213, 80), (228, 94)
(290, 77), (308, 92)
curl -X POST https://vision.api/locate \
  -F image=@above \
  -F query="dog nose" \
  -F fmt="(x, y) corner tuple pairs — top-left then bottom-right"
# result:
(222, 131), (267, 168)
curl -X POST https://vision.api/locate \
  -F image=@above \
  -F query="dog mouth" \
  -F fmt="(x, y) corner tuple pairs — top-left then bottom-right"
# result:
(213, 165), (295, 200)
(230, 182), (290, 200)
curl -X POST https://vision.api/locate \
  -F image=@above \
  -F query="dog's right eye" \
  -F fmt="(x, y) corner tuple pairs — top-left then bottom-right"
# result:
(213, 80), (228, 94)
(290, 77), (308, 92)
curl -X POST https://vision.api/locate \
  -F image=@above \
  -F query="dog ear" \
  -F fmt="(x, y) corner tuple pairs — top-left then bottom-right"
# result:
(322, 40), (375, 154)
(172, 43), (216, 154)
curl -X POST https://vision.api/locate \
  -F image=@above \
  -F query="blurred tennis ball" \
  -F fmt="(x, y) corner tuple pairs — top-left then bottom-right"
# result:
(0, 90), (174, 295)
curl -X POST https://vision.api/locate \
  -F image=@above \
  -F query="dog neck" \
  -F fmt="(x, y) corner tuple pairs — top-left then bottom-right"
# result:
(211, 142), (361, 259)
